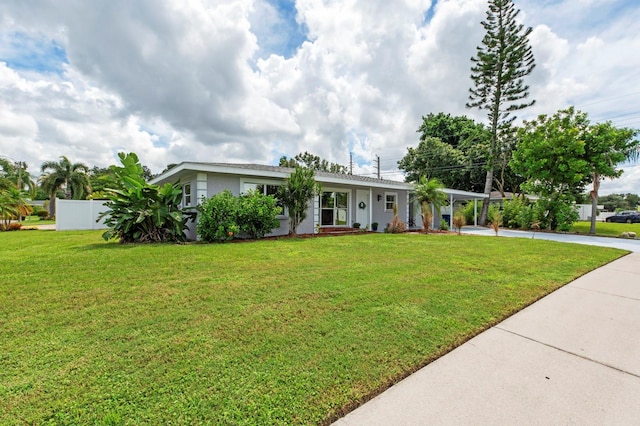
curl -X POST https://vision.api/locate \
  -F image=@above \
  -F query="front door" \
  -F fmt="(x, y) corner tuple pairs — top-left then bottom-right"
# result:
(356, 190), (370, 228)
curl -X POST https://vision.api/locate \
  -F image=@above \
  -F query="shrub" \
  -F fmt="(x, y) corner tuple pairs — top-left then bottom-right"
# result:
(452, 212), (466, 234)
(197, 190), (240, 243)
(532, 197), (579, 231)
(460, 201), (479, 226)
(237, 190), (282, 239)
(487, 203), (501, 225)
(36, 210), (50, 220)
(1, 222), (22, 231)
(352, 222), (361, 229)
(490, 211), (502, 236)
(439, 220), (449, 231)
(556, 202), (579, 232)
(501, 196), (536, 229)
(387, 204), (406, 233)
(516, 204), (535, 229)
(502, 197), (523, 228)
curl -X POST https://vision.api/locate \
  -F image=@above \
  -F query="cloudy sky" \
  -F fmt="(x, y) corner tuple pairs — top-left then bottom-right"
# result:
(0, 0), (639, 195)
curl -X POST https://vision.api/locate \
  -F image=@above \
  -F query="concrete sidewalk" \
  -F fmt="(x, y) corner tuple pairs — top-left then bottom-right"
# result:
(334, 252), (640, 425)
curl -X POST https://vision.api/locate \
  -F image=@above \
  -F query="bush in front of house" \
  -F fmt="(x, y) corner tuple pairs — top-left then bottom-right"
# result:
(197, 190), (282, 242)
(385, 203), (407, 233)
(197, 190), (240, 243)
(237, 190), (282, 239)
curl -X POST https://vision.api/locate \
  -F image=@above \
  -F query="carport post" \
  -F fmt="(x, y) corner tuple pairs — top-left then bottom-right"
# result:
(474, 199), (478, 227)
(449, 193), (454, 229)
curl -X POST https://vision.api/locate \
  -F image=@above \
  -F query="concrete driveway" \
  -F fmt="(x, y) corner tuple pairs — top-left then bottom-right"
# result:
(461, 226), (640, 252)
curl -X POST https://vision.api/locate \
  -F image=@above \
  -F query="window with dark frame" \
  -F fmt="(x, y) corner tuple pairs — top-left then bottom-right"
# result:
(183, 183), (192, 206)
(385, 193), (397, 211)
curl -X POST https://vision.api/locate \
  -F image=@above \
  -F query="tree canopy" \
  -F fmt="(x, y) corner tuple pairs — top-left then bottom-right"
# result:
(39, 156), (91, 200)
(511, 107), (639, 231)
(599, 193), (640, 212)
(398, 113), (489, 192)
(279, 151), (348, 174)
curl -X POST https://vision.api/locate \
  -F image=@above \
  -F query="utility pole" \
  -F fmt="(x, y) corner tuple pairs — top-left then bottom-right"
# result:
(375, 155), (380, 179)
(349, 152), (353, 175)
(16, 161), (23, 191)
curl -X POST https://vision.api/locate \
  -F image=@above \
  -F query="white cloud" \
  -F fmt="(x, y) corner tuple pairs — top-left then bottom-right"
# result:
(0, 0), (638, 195)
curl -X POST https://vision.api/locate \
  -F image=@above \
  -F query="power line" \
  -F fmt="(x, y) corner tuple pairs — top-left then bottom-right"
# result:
(575, 91), (640, 109)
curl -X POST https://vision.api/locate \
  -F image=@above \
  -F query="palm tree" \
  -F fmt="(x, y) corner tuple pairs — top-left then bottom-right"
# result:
(413, 176), (447, 232)
(0, 187), (32, 229)
(39, 156), (91, 217)
(0, 158), (37, 199)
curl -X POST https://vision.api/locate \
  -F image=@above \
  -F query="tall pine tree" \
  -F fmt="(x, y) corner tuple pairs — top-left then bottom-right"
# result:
(467, 0), (535, 225)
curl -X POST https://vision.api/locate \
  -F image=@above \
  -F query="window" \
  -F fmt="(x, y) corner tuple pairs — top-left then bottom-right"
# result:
(385, 192), (397, 211)
(242, 181), (284, 212)
(243, 182), (280, 197)
(183, 184), (192, 206)
(321, 191), (349, 226)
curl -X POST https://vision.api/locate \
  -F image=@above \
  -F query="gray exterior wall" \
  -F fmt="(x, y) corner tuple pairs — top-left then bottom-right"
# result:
(370, 188), (409, 232)
(155, 167), (413, 239)
(207, 174), (240, 197)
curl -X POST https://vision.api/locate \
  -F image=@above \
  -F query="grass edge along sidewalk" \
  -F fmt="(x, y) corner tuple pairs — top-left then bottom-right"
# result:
(0, 231), (627, 425)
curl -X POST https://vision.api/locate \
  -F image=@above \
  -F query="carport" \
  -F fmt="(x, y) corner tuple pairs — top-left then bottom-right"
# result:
(442, 188), (488, 229)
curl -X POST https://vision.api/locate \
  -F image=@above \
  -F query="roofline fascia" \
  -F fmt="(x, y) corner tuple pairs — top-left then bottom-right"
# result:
(149, 163), (485, 197)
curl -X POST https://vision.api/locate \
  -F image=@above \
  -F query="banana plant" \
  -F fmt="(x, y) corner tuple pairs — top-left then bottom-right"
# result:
(99, 152), (195, 243)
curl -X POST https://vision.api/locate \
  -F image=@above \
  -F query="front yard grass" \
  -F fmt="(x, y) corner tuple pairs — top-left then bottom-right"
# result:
(571, 220), (640, 237)
(0, 231), (626, 424)
(19, 215), (56, 226)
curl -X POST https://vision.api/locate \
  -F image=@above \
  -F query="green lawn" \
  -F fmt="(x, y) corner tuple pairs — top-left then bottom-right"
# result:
(0, 231), (626, 425)
(20, 215), (56, 226)
(571, 220), (640, 237)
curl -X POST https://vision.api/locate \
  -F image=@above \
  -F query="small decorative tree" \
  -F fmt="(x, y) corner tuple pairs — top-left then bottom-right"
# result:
(414, 176), (447, 233)
(490, 211), (502, 236)
(387, 203), (407, 233)
(277, 166), (321, 235)
(452, 212), (466, 235)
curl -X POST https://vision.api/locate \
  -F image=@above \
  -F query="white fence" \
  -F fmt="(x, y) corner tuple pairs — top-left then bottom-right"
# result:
(56, 200), (110, 231)
(575, 204), (609, 222)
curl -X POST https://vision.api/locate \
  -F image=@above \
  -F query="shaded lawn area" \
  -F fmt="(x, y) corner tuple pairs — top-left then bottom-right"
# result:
(0, 231), (626, 425)
(571, 220), (640, 237)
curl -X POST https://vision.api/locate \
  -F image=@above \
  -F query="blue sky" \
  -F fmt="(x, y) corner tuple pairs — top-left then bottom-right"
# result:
(0, 0), (639, 194)
(266, 0), (308, 57)
(252, 0), (309, 59)
(0, 32), (68, 75)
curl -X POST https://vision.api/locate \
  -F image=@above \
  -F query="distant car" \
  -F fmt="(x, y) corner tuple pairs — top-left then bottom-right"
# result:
(605, 211), (640, 223)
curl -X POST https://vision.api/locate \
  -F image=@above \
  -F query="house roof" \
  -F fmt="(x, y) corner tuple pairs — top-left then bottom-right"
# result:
(150, 162), (486, 200)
